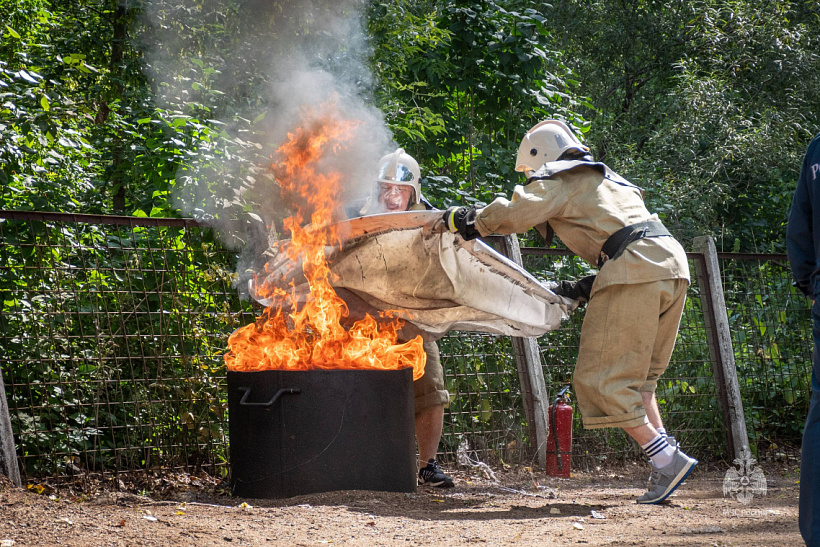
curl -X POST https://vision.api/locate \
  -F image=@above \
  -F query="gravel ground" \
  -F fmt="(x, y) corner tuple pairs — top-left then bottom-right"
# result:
(0, 461), (802, 546)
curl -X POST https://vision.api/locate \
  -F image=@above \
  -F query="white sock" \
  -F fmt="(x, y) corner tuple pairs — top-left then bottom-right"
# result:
(642, 435), (675, 468)
(656, 427), (677, 447)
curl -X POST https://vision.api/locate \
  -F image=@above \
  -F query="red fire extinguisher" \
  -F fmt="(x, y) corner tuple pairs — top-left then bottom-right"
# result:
(546, 385), (573, 478)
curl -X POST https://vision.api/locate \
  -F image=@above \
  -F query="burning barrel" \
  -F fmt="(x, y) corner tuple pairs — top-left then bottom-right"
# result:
(228, 367), (417, 499)
(224, 107), (429, 498)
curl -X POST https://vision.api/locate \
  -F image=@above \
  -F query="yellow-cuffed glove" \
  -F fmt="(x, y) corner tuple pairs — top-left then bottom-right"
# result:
(442, 206), (480, 240)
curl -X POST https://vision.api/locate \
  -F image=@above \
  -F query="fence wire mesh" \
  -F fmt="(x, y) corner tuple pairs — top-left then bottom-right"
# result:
(718, 254), (812, 460)
(437, 333), (529, 464)
(0, 213), (254, 479)
(0, 213), (813, 481)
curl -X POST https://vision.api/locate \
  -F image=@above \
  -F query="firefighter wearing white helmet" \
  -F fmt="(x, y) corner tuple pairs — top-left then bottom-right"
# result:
(514, 119), (592, 175)
(348, 148), (433, 216)
(443, 119), (696, 505)
(344, 147), (453, 488)
(376, 148), (422, 210)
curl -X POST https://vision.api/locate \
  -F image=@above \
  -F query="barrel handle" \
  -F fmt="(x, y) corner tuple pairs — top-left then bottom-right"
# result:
(237, 386), (301, 408)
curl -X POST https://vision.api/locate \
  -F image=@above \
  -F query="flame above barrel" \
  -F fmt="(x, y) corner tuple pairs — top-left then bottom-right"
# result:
(224, 101), (425, 379)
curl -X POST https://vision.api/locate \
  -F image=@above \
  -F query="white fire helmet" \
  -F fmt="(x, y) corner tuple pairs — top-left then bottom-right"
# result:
(376, 148), (421, 207)
(514, 120), (590, 173)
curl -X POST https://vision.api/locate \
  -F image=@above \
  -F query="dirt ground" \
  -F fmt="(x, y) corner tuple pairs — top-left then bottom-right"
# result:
(0, 460), (803, 547)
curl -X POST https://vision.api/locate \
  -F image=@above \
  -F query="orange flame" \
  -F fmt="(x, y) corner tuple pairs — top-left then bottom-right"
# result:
(224, 102), (425, 379)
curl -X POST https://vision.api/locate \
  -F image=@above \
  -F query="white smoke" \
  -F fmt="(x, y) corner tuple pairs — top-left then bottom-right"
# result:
(139, 0), (393, 268)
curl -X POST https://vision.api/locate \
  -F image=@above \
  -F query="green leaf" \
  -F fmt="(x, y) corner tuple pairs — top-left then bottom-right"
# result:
(18, 69), (39, 84)
(5, 26), (21, 39)
(40, 96), (50, 111)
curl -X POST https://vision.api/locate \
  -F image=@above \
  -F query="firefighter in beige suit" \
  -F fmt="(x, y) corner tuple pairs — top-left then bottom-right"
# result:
(442, 120), (697, 504)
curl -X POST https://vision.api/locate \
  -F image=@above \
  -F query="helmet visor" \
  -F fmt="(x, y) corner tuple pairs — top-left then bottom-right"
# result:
(379, 162), (416, 183)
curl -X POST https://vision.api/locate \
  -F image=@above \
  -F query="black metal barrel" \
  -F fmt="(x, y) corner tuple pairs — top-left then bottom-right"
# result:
(227, 367), (417, 499)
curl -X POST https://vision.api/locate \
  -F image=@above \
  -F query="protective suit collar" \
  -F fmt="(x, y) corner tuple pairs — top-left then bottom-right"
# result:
(528, 160), (644, 198)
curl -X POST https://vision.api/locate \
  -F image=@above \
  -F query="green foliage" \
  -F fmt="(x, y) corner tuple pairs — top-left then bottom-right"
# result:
(0, 1), (104, 211)
(438, 333), (528, 462)
(0, 219), (254, 475)
(368, 1), (592, 208)
(550, 0), (820, 252)
(3, 0), (818, 246)
(722, 260), (812, 447)
(0, 0), (817, 472)
(0, 0), (255, 220)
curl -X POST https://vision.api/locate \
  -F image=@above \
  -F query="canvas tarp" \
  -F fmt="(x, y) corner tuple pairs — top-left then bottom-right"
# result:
(252, 211), (575, 340)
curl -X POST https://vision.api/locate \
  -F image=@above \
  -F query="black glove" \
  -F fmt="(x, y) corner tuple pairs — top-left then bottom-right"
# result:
(552, 275), (596, 303)
(442, 206), (481, 240)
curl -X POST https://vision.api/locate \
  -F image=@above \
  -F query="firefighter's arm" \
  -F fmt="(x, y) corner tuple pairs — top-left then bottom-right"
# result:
(473, 179), (566, 237)
(786, 140), (819, 298)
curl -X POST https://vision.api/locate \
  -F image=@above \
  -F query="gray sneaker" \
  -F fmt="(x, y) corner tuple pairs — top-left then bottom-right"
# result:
(636, 447), (697, 504)
(643, 436), (677, 483)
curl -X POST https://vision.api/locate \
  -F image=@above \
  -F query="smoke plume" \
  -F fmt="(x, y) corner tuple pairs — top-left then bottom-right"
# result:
(140, 0), (393, 291)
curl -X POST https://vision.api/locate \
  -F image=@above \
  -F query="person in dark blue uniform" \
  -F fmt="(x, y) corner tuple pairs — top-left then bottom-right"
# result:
(787, 131), (820, 547)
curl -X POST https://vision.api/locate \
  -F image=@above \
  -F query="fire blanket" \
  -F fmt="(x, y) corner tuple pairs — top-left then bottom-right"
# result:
(252, 211), (576, 340)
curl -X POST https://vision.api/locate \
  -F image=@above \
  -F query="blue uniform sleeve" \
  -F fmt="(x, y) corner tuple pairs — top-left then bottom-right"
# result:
(787, 133), (820, 298)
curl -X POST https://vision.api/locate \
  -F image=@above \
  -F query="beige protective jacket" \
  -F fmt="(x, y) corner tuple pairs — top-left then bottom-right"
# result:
(475, 161), (690, 295)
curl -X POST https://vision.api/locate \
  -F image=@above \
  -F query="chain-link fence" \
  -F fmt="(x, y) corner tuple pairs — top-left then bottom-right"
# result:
(718, 254), (812, 460)
(0, 212), (254, 479)
(445, 244), (728, 470)
(464, 247), (811, 470)
(0, 212), (813, 480)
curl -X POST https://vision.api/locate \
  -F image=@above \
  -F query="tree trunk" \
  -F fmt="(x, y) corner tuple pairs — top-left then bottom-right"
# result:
(110, 0), (128, 213)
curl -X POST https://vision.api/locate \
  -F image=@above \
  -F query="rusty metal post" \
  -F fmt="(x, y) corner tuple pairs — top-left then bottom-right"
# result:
(499, 235), (550, 468)
(693, 235), (750, 460)
(0, 369), (21, 487)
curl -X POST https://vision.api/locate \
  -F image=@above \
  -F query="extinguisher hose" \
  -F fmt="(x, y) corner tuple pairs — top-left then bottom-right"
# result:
(551, 385), (571, 471)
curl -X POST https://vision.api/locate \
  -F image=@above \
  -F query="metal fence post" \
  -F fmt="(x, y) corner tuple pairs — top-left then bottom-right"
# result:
(0, 370), (21, 487)
(499, 235), (551, 468)
(693, 235), (750, 459)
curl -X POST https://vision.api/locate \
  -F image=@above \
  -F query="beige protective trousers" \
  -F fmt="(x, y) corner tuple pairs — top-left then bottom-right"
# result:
(573, 278), (689, 429)
(412, 341), (450, 413)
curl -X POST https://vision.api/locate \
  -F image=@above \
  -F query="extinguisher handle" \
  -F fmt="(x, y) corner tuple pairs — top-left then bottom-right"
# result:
(554, 385), (571, 404)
